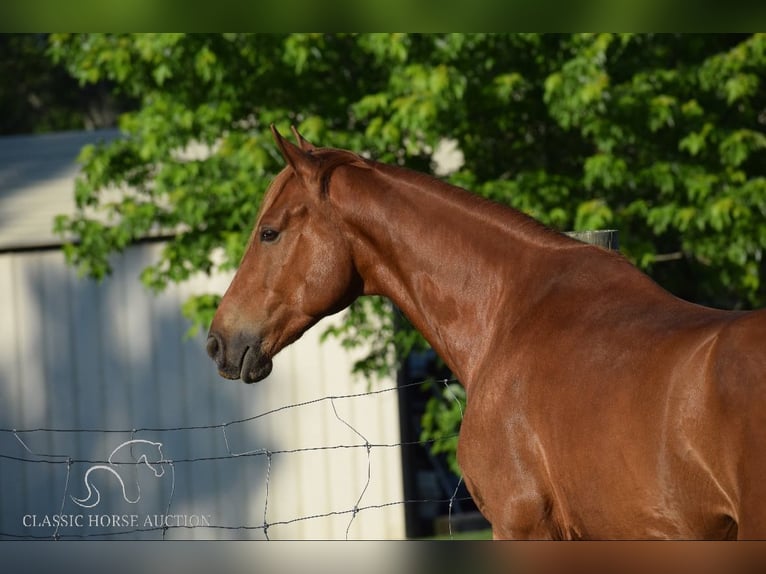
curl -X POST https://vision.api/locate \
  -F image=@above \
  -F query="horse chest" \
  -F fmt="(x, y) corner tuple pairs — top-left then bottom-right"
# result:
(457, 387), (579, 538)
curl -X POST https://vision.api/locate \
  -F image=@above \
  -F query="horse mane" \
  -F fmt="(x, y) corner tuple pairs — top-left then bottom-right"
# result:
(360, 151), (575, 249)
(305, 146), (628, 267)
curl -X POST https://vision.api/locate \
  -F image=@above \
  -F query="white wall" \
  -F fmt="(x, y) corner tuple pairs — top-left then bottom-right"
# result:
(0, 242), (405, 540)
(0, 130), (121, 250)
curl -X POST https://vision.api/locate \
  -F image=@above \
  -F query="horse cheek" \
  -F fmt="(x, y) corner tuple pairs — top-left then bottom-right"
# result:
(296, 237), (356, 317)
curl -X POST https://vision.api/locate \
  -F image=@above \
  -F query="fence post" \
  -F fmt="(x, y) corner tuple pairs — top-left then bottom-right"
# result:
(565, 229), (619, 252)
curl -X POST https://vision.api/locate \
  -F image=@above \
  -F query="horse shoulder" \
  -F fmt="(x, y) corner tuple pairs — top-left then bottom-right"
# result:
(709, 309), (766, 407)
(701, 309), (766, 537)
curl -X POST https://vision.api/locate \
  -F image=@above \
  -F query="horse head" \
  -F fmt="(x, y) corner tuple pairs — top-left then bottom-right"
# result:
(135, 441), (167, 478)
(206, 126), (364, 383)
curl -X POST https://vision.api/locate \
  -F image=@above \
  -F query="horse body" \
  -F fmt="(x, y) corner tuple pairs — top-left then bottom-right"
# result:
(207, 126), (766, 539)
(463, 291), (765, 539)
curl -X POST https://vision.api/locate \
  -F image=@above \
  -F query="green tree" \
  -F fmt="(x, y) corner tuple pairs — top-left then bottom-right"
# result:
(50, 34), (766, 475)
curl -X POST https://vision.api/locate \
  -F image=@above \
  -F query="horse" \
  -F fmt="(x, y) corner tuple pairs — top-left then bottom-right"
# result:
(206, 125), (766, 539)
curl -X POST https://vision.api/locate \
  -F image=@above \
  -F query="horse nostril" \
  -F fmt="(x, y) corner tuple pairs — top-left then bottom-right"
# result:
(206, 333), (222, 362)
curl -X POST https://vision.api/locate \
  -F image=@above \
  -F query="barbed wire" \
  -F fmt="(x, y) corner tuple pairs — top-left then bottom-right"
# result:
(0, 378), (469, 540)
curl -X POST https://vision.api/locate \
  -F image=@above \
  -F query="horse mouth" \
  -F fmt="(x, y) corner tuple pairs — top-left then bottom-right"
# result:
(238, 346), (273, 384)
(206, 332), (273, 384)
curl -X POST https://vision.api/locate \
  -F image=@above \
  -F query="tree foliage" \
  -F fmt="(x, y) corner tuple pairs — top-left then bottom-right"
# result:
(48, 34), (766, 475)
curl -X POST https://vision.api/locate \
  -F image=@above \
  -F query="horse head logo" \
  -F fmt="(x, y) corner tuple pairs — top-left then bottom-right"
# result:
(71, 439), (171, 509)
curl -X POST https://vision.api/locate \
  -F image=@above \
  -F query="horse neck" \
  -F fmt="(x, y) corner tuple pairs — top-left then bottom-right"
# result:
(330, 162), (571, 388)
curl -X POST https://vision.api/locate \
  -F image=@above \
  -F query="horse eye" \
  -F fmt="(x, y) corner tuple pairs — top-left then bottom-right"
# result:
(260, 228), (280, 243)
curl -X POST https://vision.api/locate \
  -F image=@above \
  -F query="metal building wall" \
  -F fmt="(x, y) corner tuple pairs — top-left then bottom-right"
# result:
(0, 242), (405, 540)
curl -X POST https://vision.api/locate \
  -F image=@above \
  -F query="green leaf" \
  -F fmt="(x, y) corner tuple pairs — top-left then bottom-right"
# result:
(583, 153), (627, 190)
(181, 293), (221, 338)
(723, 73), (759, 104)
(648, 95), (676, 132)
(719, 129), (766, 168)
(679, 123), (713, 157)
(708, 197), (735, 232)
(575, 199), (614, 231)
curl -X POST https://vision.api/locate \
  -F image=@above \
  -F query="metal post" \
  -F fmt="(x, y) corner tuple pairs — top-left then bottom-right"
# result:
(565, 229), (619, 251)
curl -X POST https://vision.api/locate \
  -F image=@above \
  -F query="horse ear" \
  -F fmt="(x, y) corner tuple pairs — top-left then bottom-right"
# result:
(291, 125), (317, 152)
(271, 124), (320, 186)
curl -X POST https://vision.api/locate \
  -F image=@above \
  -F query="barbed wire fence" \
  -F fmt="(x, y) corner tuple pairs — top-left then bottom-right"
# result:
(0, 378), (471, 540)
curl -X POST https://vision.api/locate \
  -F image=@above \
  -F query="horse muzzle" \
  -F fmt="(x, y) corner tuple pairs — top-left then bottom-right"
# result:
(206, 331), (273, 384)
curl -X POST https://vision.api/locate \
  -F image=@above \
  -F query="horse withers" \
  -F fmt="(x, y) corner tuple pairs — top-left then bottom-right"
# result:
(207, 125), (766, 539)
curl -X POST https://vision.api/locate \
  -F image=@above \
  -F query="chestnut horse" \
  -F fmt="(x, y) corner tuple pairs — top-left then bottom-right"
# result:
(207, 126), (766, 539)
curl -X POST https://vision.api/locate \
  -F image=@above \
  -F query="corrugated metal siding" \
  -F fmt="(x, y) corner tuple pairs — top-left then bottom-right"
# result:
(0, 130), (121, 250)
(0, 242), (405, 539)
